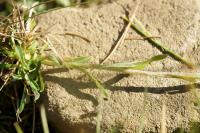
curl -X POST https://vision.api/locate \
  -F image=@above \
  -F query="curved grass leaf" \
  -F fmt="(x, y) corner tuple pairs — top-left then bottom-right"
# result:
(96, 54), (166, 71)
(12, 74), (23, 80)
(123, 17), (194, 69)
(79, 68), (108, 97)
(25, 74), (40, 101)
(38, 71), (45, 92)
(42, 55), (62, 66)
(124, 70), (200, 82)
(0, 63), (12, 69)
(63, 56), (90, 68)
(14, 122), (24, 133)
(16, 88), (26, 120)
(14, 44), (25, 65)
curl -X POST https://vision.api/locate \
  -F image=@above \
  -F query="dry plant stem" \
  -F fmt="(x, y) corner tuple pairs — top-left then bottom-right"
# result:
(44, 38), (63, 62)
(96, 95), (103, 133)
(161, 101), (167, 133)
(80, 64), (200, 80)
(0, 62), (19, 91)
(0, 32), (21, 39)
(124, 69), (200, 81)
(125, 36), (161, 40)
(58, 32), (91, 43)
(77, 68), (106, 133)
(123, 17), (194, 69)
(100, 0), (141, 64)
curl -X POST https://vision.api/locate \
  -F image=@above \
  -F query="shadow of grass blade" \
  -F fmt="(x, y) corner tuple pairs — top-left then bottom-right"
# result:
(79, 68), (108, 97)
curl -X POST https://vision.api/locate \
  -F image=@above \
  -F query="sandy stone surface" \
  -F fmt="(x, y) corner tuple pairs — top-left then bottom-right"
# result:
(38, 0), (200, 132)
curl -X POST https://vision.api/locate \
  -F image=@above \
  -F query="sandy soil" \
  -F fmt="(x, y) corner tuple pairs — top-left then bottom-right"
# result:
(38, 0), (200, 132)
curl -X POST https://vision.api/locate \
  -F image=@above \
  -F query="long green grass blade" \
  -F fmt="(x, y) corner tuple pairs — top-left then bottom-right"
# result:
(123, 17), (194, 69)
(40, 104), (49, 133)
(63, 56), (90, 68)
(14, 122), (24, 133)
(42, 55), (62, 66)
(16, 88), (26, 120)
(39, 71), (45, 92)
(99, 54), (166, 71)
(25, 74), (40, 101)
(124, 70), (200, 82)
(14, 44), (25, 64)
(0, 63), (12, 69)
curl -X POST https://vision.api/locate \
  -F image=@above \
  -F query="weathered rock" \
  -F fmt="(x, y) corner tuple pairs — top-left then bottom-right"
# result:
(38, 0), (200, 132)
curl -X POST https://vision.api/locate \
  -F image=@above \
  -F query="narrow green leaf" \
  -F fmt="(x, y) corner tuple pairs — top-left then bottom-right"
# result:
(39, 71), (45, 92)
(16, 89), (26, 119)
(25, 74), (40, 101)
(0, 63), (12, 69)
(123, 17), (194, 69)
(64, 56), (90, 67)
(100, 54), (166, 71)
(12, 74), (23, 80)
(1, 48), (15, 58)
(28, 40), (38, 51)
(71, 56), (90, 64)
(56, 0), (71, 6)
(14, 44), (25, 64)
(40, 104), (50, 133)
(14, 122), (24, 133)
(42, 55), (62, 66)
(30, 18), (37, 31)
(123, 70), (200, 82)
(148, 54), (167, 62)
(80, 68), (108, 97)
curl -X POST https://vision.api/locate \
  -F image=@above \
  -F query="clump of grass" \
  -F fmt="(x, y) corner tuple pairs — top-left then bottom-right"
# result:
(1, 1), (200, 133)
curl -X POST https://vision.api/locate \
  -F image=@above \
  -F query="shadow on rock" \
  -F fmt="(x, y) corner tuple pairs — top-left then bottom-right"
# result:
(43, 69), (200, 105)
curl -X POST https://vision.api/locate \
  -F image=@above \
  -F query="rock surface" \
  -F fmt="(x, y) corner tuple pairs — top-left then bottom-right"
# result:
(38, 0), (200, 132)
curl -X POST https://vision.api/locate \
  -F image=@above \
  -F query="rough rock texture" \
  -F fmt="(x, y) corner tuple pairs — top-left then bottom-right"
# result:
(38, 0), (200, 132)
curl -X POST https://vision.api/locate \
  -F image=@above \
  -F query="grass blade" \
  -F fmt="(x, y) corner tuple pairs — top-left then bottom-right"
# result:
(96, 95), (103, 133)
(14, 122), (24, 133)
(14, 44), (25, 65)
(25, 74), (40, 101)
(38, 71), (45, 92)
(63, 56), (90, 68)
(124, 70), (200, 82)
(16, 88), (26, 120)
(123, 17), (194, 69)
(40, 104), (49, 133)
(86, 55), (166, 71)
(0, 63), (12, 69)
(79, 68), (108, 98)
